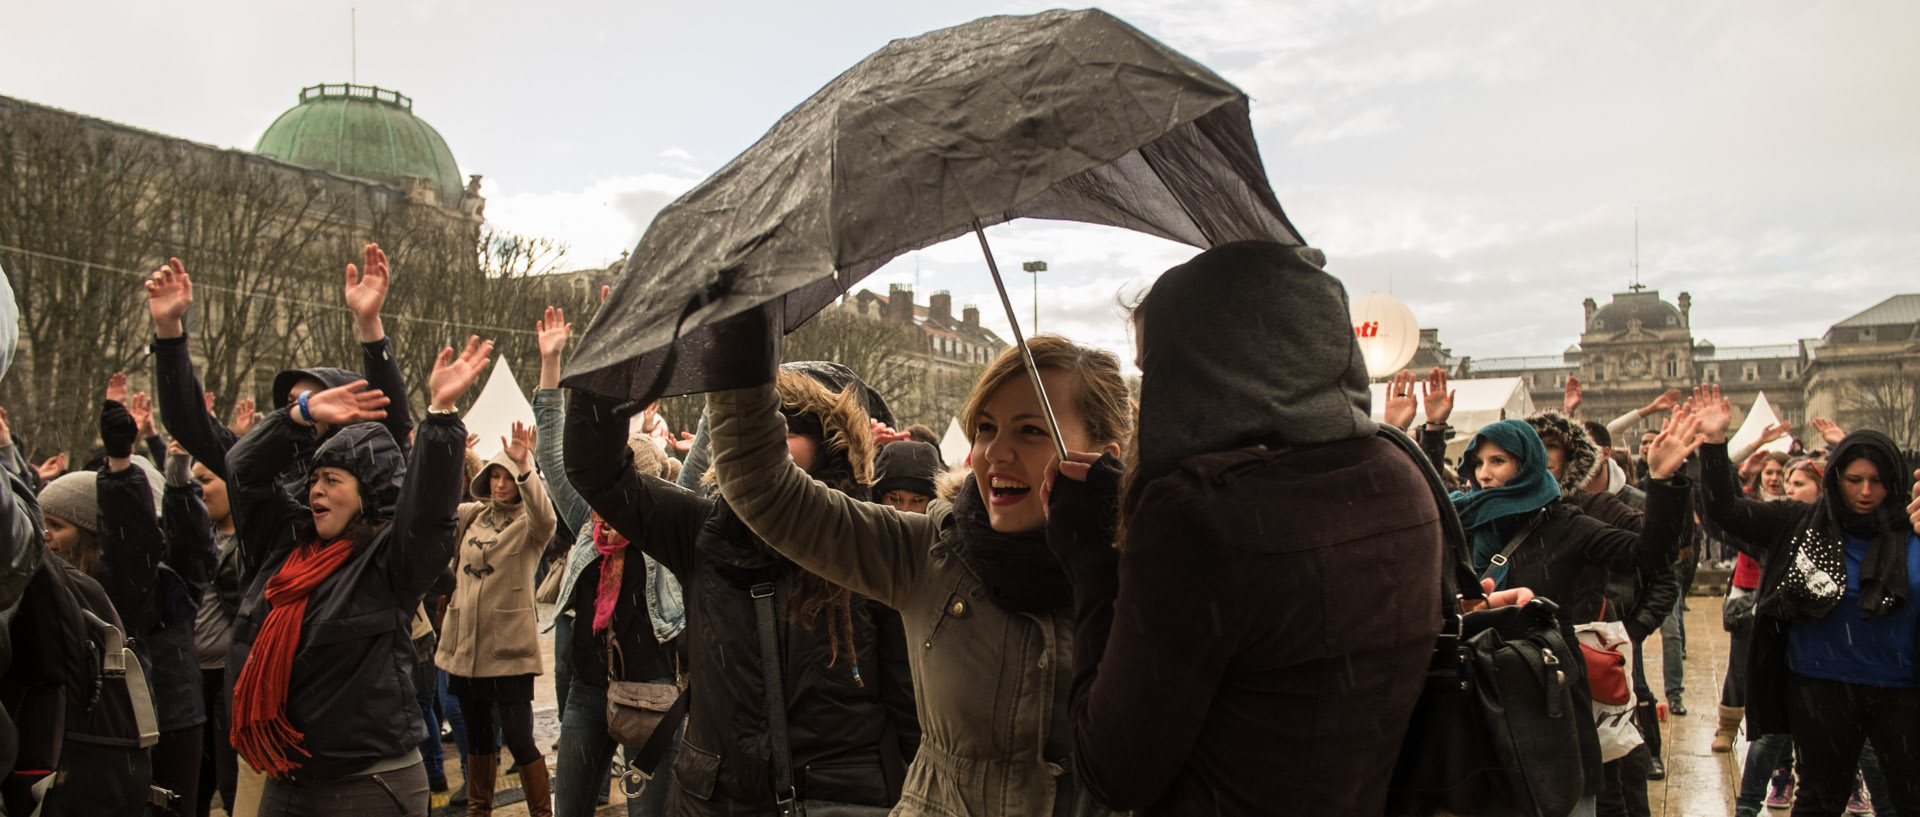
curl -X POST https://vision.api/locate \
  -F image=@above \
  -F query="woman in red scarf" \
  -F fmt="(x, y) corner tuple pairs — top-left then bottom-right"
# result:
(225, 337), (493, 817)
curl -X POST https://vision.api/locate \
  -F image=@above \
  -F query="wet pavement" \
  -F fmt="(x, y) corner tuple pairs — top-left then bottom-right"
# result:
(213, 597), (1780, 816)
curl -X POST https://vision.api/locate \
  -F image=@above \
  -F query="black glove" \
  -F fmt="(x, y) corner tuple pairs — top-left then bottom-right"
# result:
(101, 400), (138, 459)
(1044, 453), (1124, 572)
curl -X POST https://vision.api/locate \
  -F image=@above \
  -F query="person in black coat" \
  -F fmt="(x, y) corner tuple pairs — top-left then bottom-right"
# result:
(565, 364), (918, 817)
(1687, 385), (1920, 815)
(223, 337), (490, 817)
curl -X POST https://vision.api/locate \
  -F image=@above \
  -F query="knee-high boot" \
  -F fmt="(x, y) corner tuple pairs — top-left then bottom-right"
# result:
(464, 754), (498, 817)
(518, 757), (551, 817)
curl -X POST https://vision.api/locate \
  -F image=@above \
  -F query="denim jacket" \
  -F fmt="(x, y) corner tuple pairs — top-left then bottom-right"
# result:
(535, 389), (684, 643)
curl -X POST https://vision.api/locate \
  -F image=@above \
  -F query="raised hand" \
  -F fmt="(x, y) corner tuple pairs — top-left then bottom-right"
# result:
(1810, 417), (1846, 447)
(1690, 384), (1733, 443)
(671, 431), (695, 453)
(145, 257), (192, 339)
(466, 434), (480, 451)
(1907, 469), (1920, 536)
(204, 393), (218, 416)
(1647, 406), (1707, 480)
(1757, 421), (1792, 446)
(504, 421), (535, 470)
(1646, 388), (1684, 416)
(0, 407), (12, 445)
(1382, 369), (1417, 431)
(35, 453), (67, 482)
(1739, 449), (1771, 482)
(1563, 375), (1583, 416)
(600, 284), (611, 304)
(231, 397), (259, 436)
(1422, 366), (1455, 426)
(344, 243), (391, 342)
(105, 371), (129, 404)
(301, 380), (391, 429)
(128, 393), (156, 439)
(537, 307), (571, 359)
(870, 419), (911, 446)
(428, 336), (495, 413)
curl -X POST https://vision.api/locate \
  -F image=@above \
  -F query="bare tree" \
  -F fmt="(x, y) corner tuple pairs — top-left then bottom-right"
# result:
(1837, 371), (1920, 450)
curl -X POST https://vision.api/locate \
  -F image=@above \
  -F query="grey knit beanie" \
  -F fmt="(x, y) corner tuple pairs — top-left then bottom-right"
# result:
(38, 472), (98, 534)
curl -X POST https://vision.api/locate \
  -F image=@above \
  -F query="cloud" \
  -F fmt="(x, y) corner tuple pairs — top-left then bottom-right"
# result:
(480, 172), (700, 267)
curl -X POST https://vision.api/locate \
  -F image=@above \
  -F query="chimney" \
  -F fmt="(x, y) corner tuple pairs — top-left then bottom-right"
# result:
(887, 284), (914, 324)
(1419, 328), (1439, 344)
(963, 305), (980, 327)
(1582, 297), (1598, 324)
(1677, 292), (1691, 327)
(929, 291), (952, 323)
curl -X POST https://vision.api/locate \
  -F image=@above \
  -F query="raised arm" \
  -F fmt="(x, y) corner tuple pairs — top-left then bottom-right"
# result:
(147, 259), (241, 477)
(1606, 388), (1683, 439)
(531, 306), (591, 534)
(707, 384), (935, 610)
(501, 421), (556, 556)
(346, 243), (414, 449)
(1686, 386), (1804, 553)
(563, 389), (710, 578)
(385, 338), (490, 599)
(96, 399), (165, 628)
(159, 445), (218, 604)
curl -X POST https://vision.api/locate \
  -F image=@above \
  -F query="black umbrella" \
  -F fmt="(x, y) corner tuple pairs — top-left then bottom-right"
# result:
(564, 8), (1303, 456)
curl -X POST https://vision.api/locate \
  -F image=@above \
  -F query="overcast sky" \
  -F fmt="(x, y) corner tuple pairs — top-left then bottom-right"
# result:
(6, 0), (1916, 371)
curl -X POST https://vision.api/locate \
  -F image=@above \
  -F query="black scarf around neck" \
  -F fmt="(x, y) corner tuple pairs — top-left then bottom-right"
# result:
(951, 475), (1073, 615)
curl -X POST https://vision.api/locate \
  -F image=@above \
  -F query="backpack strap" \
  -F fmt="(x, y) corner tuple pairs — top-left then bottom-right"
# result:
(751, 581), (801, 816)
(78, 609), (158, 749)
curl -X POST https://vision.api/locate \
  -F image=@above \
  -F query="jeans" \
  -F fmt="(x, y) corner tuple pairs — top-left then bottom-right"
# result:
(1735, 734), (1793, 813)
(1659, 603), (1685, 702)
(1785, 674), (1920, 816)
(555, 612), (575, 724)
(555, 679), (680, 817)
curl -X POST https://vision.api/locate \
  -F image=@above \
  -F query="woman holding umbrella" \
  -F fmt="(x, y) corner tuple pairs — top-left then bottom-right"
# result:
(702, 335), (1132, 816)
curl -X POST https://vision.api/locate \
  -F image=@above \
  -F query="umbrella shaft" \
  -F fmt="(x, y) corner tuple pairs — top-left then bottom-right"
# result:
(973, 221), (1071, 464)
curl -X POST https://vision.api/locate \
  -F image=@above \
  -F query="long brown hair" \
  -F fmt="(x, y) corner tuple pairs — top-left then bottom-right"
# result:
(1744, 450), (1791, 499)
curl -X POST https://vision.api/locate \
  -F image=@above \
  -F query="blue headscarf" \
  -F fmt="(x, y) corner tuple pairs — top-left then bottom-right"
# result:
(1450, 419), (1561, 589)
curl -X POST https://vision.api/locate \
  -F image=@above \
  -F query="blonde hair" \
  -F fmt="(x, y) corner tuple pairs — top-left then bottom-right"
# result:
(960, 336), (1132, 451)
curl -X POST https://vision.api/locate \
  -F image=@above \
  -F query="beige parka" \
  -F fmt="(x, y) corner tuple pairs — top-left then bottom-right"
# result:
(435, 449), (557, 678)
(708, 383), (1118, 817)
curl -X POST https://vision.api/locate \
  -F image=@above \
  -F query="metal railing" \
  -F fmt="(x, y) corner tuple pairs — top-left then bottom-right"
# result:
(298, 83), (412, 111)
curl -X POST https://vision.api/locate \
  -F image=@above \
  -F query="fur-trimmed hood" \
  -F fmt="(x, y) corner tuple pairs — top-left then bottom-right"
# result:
(1523, 410), (1599, 497)
(775, 365), (875, 487)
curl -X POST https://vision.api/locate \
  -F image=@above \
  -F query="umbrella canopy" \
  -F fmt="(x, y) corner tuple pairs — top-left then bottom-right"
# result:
(564, 8), (1302, 400)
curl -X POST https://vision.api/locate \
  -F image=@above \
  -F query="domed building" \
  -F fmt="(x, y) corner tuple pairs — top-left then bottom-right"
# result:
(254, 83), (484, 217)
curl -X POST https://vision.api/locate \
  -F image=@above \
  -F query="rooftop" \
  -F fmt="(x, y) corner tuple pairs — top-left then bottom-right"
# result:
(1470, 355), (1576, 372)
(1694, 344), (1802, 361)
(1832, 294), (1920, 328)
(253, 83), (465, 206)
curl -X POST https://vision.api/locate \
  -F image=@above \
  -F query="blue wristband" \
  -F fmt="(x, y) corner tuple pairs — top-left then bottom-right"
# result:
(295, 391), (312, 425)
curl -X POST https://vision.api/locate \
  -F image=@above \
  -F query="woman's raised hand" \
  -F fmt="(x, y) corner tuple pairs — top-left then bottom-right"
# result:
(303, 380), (391, 428)
(231, 397), (260, 436)
(128, 392), (156, 438)
(1647, 404), (1706, 480)
(145, 258), (192, 339)
(1689, 384), (1732, 443)
(1382, 370), (1417, 431)
(1422, 366), (1455, 426)
(35, 453), (67, 482)
(505, 421), (535, 470)
(343, 243), (391, 342)
(429, 336), (494, 413)
(1757, 421), (1793, 446)
(537, 306), (571, 360)
(1810, 417), (1846, 447)
(105, 371), (129, 404)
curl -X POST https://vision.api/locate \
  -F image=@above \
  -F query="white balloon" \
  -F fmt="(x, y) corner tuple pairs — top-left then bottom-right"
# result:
(1349, 292), (1419, 378)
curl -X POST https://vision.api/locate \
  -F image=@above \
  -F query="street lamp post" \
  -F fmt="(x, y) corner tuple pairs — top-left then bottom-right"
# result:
(1021, 260), (1047, 334)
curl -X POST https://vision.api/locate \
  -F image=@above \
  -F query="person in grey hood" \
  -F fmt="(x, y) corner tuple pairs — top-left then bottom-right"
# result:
(1040, 241), (1446, 815)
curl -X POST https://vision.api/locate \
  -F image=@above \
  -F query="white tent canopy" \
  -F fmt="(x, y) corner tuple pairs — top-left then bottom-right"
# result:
(461, 360), (536, 462)
(1369, 377), (1537, 459)
(1727, 391), (1792, 457)
(940, 417), (970, 468)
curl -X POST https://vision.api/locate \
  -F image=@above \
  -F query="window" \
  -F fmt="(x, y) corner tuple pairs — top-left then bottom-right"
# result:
(1860, 327), (1877, 342)
(1782, 363), (1797, 380)
(1665, 358), (1678, 378)
(1704, 364), (1720, 384)
(1594, 360), (1606, 381)
(1742, 363), (1758, 382)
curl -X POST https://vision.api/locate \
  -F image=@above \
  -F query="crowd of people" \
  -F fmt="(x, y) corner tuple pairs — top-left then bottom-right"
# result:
(0, 238), (1914, 817)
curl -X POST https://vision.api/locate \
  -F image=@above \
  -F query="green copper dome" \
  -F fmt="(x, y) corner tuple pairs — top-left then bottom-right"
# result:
(255, 84), (463, 205)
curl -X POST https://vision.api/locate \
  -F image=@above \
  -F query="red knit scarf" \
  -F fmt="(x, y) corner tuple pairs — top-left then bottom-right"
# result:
(230, 539), (354, 778)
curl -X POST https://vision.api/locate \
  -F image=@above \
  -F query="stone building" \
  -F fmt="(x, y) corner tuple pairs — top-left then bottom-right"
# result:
(1454, 288), (1915, 448)
(848, 285), (1008, 372)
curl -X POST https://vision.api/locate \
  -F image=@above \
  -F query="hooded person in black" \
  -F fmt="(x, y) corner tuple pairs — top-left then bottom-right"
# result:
(1693, 389), (1920, 814)
(1042, 241), (1444, 815)
(565, 363), (918, 817)
(872, 441), (944, 514)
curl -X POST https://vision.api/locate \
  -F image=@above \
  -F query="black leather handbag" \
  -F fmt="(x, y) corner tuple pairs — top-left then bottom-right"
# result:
(1379, 427), (1602, 817)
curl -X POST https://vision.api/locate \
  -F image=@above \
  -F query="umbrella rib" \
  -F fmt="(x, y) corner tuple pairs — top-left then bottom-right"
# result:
(971, 219), (1070, 464)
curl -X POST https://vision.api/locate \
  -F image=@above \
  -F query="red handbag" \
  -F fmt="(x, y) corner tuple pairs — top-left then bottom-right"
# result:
(1578, 602), (1632, 706)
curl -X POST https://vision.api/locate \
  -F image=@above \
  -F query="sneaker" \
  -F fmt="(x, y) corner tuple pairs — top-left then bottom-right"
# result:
(1766, 767), (1794, 809)
(1846, 772), (1872, 815)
